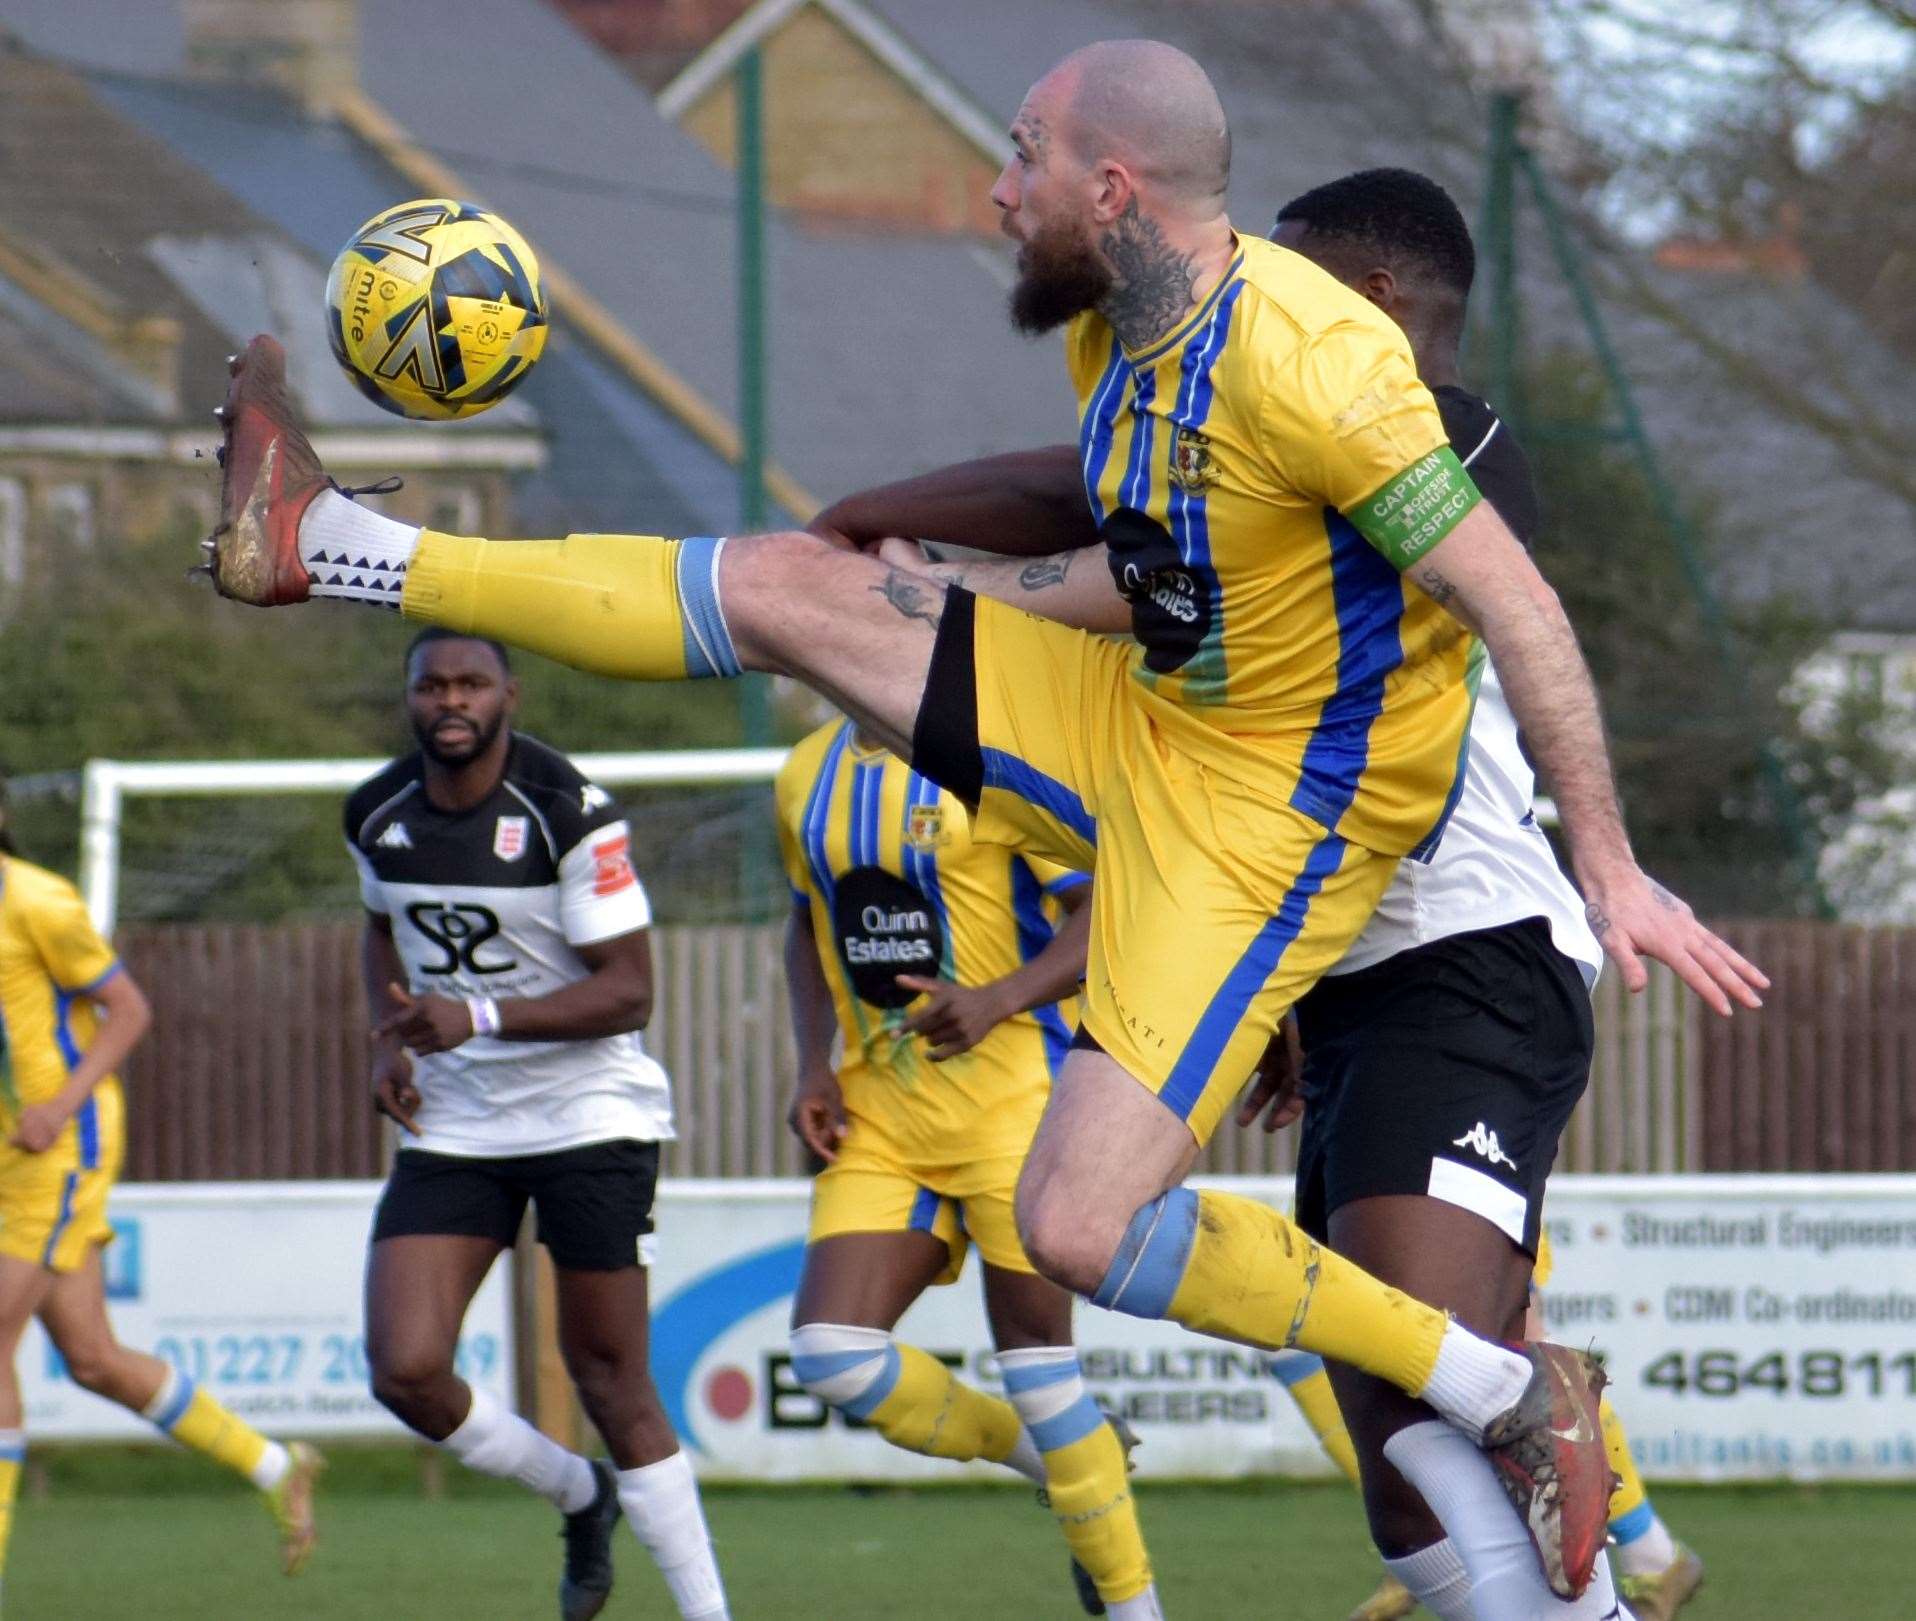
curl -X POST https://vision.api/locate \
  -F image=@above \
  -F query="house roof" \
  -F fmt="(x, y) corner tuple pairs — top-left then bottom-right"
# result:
(6, 0), (1908, 629)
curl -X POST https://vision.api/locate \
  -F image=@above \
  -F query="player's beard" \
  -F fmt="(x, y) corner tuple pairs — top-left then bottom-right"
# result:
(1008, 215), (1112, 335)
(417, 711), (504, 766)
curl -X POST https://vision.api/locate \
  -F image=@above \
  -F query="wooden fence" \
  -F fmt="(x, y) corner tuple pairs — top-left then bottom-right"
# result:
(114, 921), (1916, 1182)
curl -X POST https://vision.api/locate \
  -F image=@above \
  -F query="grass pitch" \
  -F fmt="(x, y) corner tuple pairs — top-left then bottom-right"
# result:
(10, 1447), (1893, 1617)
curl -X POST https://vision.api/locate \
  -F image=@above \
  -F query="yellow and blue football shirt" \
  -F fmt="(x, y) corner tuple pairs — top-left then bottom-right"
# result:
(0, 856), (127, 1269)
(775, 720), (1084, 1166)
(1068, 234), (1480, 856)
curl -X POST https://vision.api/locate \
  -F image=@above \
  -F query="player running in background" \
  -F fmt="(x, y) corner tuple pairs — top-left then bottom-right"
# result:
(349, 630), (726, 1621)
(0, 779), (320, 1600)
(204, 38), (1765, 1601)
(777, 715), (1160, 1618)
(1225, 167), (1702, 1621)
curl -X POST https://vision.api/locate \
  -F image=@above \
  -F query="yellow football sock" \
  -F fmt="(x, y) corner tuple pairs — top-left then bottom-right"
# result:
(863, 1342), (1025, 1464)
(149, 1377), (271, 1482)
(1276, 1355), (1362, 1485)
(1603, 1395), (1648, 1525)
(1093, 1188), (1449, 1399)
(0, 1433), (22, 1579)
(1001, 1349), (1153, 1605)
(401, 531), (740, 681)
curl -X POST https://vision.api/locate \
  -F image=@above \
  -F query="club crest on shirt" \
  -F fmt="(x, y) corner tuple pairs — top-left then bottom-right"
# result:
(904, 805), (949, 851)
(493, 815), (529, 861)
(1168, 426), (1220, 494)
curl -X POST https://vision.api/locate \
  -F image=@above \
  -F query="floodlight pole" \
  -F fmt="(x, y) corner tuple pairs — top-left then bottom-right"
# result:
(1468, 91), (1827, 915)
(735, 44), (776, 906)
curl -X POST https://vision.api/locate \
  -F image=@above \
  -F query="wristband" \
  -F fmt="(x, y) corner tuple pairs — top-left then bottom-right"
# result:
(465, 996), (502, 1040)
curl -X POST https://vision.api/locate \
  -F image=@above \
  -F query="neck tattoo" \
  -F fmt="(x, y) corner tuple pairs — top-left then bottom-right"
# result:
(1098, 198), (1200, 351)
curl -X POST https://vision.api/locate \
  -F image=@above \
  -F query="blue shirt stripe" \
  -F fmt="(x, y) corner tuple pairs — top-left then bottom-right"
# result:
(1078, 341), (1129, 525)
(1289, 512), (1408, 832)
(1117, 369), (1159, 514)
(1163, 280), (1248, 701)
(801, 724), (853, 909)
(904, 773), (955, 979)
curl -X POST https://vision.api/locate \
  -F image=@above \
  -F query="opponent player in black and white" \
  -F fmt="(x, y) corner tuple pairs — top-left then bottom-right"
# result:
(348, 627), (728, 1621)
(1235, 168), (1691, 1621)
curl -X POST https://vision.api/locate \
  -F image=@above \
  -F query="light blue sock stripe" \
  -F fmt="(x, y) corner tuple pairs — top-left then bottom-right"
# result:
(676, 535), (740, 678)
(839, 1345), (904, 1421)
(1270, 1350), (1328, 1388)
(154, 1376), (197, 1432)
(1029, 1392), (1107, 1454)
(1091, 1187), (1199, 1317)
(0, 1442), (25, 1463)
(1609, 1500), (1657, 1545)
(791, 1349), (888, 1388)
(1000, 1359), (1081, 1396)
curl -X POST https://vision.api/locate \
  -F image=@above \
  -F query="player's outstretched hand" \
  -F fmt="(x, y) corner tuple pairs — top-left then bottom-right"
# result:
(1579, 866), (1768, 1016)
(370, 1039), (421, 1136)
(1235, 1018), (1305, 1134)
(895, 975), (1012, 1061)
(787, 1069), (847, 1164)
(376, 982), (475, 1055)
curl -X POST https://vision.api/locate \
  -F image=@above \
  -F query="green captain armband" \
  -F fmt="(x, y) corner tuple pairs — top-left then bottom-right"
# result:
(1347, 446), (1482, 570)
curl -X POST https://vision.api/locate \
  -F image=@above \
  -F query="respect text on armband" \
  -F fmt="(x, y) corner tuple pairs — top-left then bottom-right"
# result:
(1352, 447), (1482, 570)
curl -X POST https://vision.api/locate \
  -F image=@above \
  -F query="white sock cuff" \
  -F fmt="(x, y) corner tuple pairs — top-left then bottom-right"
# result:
(140, 1366), (184, 1425)
(1384, 1538), (1473, 1621)
(441, 1382), (502, 1458)
(300, 487), (421, 606)
(249, 1440), (293, 1492)
(1418, 1328), (1534, 1442)
(788, 1323), (892, 1404)
(0, 1427), (24, 1460)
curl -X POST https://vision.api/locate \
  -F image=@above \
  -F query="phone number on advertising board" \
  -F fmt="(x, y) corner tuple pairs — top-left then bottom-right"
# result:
(150, 1333), (501, 1387)
(1641, 1349), (1916, 1398)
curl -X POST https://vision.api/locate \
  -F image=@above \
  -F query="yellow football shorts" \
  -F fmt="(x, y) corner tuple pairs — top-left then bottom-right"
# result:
(1533, 1228), (1555, 1289)
(912, 593), (1399, 1148)
(808, 1138), (1035, 1285)
(0, 1092), (125, 1274)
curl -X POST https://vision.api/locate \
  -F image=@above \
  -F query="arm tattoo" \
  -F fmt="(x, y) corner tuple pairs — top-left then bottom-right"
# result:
(1413, 563), (1457, 608)
(872, 568), (940, 627)
(1018, 555), (1071, 592)
(1098, 198), (1199, 352)
(1584, 901), (1611, 940)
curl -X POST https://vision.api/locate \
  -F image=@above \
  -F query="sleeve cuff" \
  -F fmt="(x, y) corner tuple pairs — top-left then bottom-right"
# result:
(67, 962), (123, 996)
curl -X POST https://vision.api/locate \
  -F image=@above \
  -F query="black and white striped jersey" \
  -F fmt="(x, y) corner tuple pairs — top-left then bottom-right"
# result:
(344, 733), (674, 1157)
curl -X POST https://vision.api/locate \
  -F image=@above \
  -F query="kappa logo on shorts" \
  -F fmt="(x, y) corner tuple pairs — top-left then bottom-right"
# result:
(1452, 1121), (1518, 1170)
(493, 815), (529, 861)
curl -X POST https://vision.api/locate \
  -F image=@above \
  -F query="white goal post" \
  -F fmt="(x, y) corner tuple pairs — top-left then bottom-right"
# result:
(79, 750), (792, 933)
(79, 753), (1562, 931)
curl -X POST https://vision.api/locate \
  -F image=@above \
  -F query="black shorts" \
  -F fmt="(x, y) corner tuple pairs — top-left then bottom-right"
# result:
(1292, 918), (1592, 1256)
(371, 1139), (660, 1271)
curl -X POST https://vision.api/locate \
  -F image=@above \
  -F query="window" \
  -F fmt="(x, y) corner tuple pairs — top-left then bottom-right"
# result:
(429, 485), (482, 536)
(45, 482), (95, 550)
